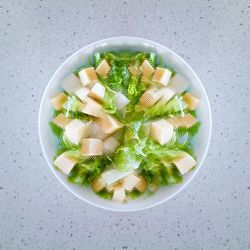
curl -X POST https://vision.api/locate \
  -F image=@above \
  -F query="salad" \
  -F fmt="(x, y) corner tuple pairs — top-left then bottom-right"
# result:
(50, 51), (200, 203)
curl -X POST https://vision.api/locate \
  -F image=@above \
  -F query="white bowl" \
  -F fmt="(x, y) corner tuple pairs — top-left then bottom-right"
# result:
(38, 36), (212, 212)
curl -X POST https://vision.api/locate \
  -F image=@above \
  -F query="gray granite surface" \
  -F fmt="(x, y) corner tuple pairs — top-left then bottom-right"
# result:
(0, 0), (250, 249)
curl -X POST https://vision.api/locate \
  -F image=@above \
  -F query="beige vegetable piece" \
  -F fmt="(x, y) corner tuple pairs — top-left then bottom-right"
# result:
(140, 59), (155, 77)
(183, 92), (200, 110)
(139, 89), (162, 107)
(91, 177), (105, 192)
(106, 181), (123, 192)
(95, 59), (111, 77)
(80, 97), (104, 117)
(81, 138), (103, 156)
(157, 88), (175, 105)
(53, 113), (72, 128)
(89, 82), (105, 102)
(103, 136), (120, 154)
(135, 176), (148, 192)
(152, 67), (172, 86)
(75, 87), (90, 102)
(51, 93), (67, 110)
(150, 119), (174, 145)
(78, 67), (98, 86)
(128, 63), (141, 76)
(61, 74), (82, 94)
(54, 152), (77, 175)
(64, 119), (90, 145)
(98, 114), (123, 134)
(182, 113), (197, 128)
(87, 121), (108, 140)
(114, 92), (129, 110)
(123, 174), (140, 191)
(168, 73), (189, 94)
(112, 188), (126, 203)
(167, 116), (182, 128)
(173, 152), (196, 175)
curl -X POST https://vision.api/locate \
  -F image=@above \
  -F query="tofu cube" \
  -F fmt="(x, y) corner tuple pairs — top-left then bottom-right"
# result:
(75, 87), (90, 102)
(182, 114), (197, 128)
(150, 119), (174, 145)
(80, 138), (103, 156)
(78, 67), (98, 86)
(99, 114), (123, 134)
(103, 137), (120, 154)
(112, 188), (126, 203)
(167, 116), (182, 128)
(87, 121), (108, 140)
(173, 153), (196, 175)
(61, 74), (82, 94)
(53, 113), (72, 128)
(157, 88), (175, 105)
(123, 174), (140, 191)
(140, 59), (155, 77)
(114, 92), (129, 110)
(54, 152), (77, 175)
(168, 73), (189, 94)
(95, 59), (111, 77)
(183, 92), (200, 110)
(101, 169), (133, 185)
(80, 97), (104, 117)
(89, 82), (105, 102)
(139, 89), (162, 107)
(64, 119), (90, 145)
(135, 176), (147, 192)
(128, 63), (141, 76)
(91, 177), (105, 192)
(51, 93), (67, 110)
(152, 67), (172, 86)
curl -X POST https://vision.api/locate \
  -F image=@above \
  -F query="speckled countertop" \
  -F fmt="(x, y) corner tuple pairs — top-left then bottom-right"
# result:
(0, 0), (250, 249)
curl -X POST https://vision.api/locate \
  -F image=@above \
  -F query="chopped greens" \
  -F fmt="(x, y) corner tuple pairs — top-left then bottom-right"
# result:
(49, 50), (201, 203)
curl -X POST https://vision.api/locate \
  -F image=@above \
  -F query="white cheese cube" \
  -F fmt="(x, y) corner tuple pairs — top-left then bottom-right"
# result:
(139, 89), (162, 107)
(95, 59), (111, 77)
(112, 188), (126, 203)
(89, 82), (105, 102)
(80, 97), (104, 117)
(91, 177), (105, 192)
(128, 63), (141, 76)
(157, 88), (175, 105)
(64, 119), (89, 145)
(168, 73), (189, 94)
(53, 113), (72, 128)
(80, 138), (103, 156)
(140, 59), (155, 77)
(87, 121), (108, 140)
(182, 113), (197, 128)
(114, 92), (129, 110)
(152, 67), (172, 86)
(61, 74), (82, 94)
(78, 67), (98, 86)
(99, 114), (123, 134)
(135, 176), (147, 192)
(123, 174), (140, 191)
(75, 87), (90, 102)
(103, 137), (120, 155)
(54, 152), (77, 175)
(173, 153), (196, 175)
(101, 169), (133, 185)
(183, 92), (200, 110)
(150, 119), (174, 145)
(51, 93), (67, 110)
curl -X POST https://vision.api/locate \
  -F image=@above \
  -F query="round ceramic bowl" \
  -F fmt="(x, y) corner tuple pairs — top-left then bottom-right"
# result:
(38, 36), (212, 212)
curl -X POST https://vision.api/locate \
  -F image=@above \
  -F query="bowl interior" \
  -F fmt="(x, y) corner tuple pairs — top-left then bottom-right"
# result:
(39, 37), (211, 211)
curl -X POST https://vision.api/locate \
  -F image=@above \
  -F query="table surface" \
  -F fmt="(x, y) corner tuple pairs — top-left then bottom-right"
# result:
(0, 0), (250, 249)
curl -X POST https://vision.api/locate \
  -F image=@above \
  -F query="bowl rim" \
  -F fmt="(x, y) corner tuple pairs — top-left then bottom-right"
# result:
(38, 36), (212, 212)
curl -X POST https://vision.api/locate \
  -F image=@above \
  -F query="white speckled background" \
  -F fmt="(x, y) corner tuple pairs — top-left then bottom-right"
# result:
(0, 0), (249, 249)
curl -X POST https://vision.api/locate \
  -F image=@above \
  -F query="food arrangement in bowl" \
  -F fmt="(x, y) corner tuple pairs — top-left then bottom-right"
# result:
(49, 50), (201, 203)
